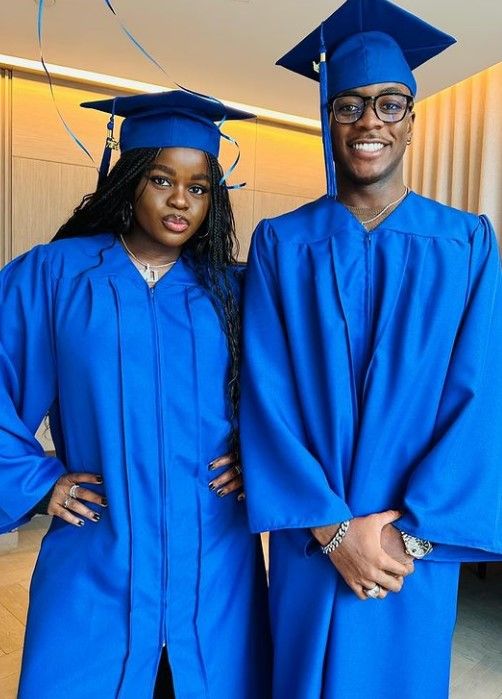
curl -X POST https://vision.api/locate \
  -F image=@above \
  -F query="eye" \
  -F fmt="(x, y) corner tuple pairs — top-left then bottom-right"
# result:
(149, 175), (171, 188)
(378, 96), (407, 113)
(189, 184), (209, 196)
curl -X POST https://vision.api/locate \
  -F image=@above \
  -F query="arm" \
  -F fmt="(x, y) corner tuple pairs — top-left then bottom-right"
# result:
(240, 220), (352, 533)
(0, 247), (66, 533)
(399, 216), (502, 561)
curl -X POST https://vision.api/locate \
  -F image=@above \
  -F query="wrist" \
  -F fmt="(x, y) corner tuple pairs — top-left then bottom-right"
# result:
(311, 523), (341, 547)
(400, 530), (433, 559)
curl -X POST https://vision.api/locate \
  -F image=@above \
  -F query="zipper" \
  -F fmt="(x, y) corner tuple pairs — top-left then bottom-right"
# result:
(149, 285), (169, 650)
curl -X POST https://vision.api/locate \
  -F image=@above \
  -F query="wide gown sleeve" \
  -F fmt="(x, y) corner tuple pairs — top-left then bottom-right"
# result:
(240, 220), (353, 534)
(0, 246), (66, 534)
(399, 216), (502, 561)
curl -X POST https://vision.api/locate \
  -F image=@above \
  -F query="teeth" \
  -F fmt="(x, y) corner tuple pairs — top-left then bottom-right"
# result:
(352, 142), (385, 152)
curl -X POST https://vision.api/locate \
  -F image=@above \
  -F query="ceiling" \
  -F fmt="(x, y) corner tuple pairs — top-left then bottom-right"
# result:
(1, 0), (501, 119)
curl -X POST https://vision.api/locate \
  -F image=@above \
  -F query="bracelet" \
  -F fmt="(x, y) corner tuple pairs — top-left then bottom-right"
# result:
(320, 520), (350, 554)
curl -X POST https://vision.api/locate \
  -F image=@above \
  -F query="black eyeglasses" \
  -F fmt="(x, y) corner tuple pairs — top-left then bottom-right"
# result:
(331, 92), (414, 124)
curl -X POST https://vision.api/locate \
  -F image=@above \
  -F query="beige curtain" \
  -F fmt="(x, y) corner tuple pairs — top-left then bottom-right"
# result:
(405, 62), (502, 237)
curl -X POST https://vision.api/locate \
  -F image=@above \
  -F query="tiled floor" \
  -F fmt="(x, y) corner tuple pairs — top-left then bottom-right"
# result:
(1, 521), (501, 698)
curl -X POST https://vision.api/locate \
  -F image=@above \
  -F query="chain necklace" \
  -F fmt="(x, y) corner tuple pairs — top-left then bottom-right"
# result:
(343, 186), (409, 226)
(120, 235), (178, 284)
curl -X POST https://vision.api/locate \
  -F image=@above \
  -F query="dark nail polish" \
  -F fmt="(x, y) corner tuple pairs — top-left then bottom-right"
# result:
(208, 482), (216, 491)
(216, 488), (226, 497)
(92, 513), (101, 522)
(237, 493), (246, 502)
(96, 476), (103, 484)
(101, 498), (108, 507)
(77, 520), (85, 527)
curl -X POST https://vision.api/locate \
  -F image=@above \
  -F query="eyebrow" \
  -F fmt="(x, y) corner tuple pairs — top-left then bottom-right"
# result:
(149, 163), (210, 182)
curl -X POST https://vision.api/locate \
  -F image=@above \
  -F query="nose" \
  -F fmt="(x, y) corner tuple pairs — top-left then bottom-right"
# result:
(356, 102), (383, 130)
(167, 185), (189, 210)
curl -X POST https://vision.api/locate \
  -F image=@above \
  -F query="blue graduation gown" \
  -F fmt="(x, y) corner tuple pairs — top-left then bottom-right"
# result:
(0, 234), (271, 699)
(240, 192), (502, 699)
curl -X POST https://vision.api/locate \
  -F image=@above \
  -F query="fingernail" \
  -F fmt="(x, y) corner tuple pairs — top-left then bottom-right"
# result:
(216, 488), (226, 497)
(96, 476), (104, 484)
(92, 513), (101, 522)
(101, 498), (108, 507)
(237, 493), (246, 502)
(208, 482), (216, 491)
(77, 520), (85, 527)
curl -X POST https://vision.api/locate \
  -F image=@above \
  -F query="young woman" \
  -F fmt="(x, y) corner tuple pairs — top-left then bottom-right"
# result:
(0, 91), (271, 699)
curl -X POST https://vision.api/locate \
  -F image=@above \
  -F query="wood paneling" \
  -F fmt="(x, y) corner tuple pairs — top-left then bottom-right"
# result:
(12, 73), (123, 167)
(255, 121), (324, 199)
(0, 69), (13, 265)
(12, 157), (97, 256)
(253, 190), (313, 226)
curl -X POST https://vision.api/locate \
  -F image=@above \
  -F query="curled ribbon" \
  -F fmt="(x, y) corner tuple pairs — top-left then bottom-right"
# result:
(36, 0), (96, 167)
(102, 0), (246, 189)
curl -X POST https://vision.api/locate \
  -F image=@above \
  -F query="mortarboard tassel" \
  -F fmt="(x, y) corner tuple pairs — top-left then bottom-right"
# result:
(97, 110), (119, 188)
(319, 25), (337, 198)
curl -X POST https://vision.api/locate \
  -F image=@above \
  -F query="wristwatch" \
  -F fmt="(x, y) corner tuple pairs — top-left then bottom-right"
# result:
(400, 531), (433, 559)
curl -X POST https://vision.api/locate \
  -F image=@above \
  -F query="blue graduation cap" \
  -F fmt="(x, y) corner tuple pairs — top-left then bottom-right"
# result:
(276, 0), (456, 197)
(81, 90), (255, 186)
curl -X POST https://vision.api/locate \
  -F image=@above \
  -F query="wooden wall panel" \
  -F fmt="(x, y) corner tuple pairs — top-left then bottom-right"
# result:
(253, 190), (313, 227)
(12, 157), (97, 256)
(229, 188), (255, 261)
(254, 121), (324, 199)
(12, 72), (124, 167)
(0, 69), (13, 265)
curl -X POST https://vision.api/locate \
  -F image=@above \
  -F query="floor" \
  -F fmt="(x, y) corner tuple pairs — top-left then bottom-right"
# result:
(0, 521), (501, 698)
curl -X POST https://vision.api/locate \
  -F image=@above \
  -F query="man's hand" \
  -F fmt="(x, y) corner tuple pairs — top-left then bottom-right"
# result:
(312, 510), (413, 600)
(381, 523), (415, 568)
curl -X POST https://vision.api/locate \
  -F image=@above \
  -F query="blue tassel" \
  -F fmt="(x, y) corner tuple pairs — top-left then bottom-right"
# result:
(319, 25), (337, 198)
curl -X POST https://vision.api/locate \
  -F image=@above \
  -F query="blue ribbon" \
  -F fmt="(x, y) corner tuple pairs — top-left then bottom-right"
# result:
(36, 0), (95, 166)
(102, 0), (246, 190)
(319, 24), (337, 198)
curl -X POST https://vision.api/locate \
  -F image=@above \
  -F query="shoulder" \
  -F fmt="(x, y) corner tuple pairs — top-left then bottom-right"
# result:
(405, 193), (481, 241)
(254, 197), (337, 245)
(1, 233), (116, 287)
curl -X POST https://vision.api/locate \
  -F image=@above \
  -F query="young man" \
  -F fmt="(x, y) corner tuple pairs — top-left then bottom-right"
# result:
(240, 1), (502, 697)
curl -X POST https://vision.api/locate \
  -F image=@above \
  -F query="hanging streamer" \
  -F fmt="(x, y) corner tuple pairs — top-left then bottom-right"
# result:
(36, 0), (96, 166)
(102, 0), (246, 189)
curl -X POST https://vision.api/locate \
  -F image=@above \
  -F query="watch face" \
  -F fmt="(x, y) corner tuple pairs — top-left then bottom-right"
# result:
(401, 533), (433, 559)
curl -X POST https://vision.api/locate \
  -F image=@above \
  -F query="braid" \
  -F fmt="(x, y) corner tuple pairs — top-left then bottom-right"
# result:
(186, 154), (241, 456)
(53, 148), (160, 240)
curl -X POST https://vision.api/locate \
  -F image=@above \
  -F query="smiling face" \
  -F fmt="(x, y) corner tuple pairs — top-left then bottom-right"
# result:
(330, 82), (414, 193)
(130, 147), (211, 259)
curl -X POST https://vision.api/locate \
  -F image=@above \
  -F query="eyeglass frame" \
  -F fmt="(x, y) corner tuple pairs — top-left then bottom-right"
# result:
(330, 91), (415, 125)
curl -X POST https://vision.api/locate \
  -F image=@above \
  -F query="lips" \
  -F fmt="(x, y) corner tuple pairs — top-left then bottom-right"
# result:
(163, 214), (189, 233)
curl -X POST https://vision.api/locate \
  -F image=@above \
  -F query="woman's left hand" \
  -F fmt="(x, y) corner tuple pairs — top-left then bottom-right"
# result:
(208, 453), (244, 500)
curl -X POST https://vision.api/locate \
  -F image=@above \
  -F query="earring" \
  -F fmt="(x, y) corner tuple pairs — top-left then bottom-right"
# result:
(407, 138), (412, 145)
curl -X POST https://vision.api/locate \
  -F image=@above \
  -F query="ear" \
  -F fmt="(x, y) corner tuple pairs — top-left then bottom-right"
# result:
(406, 111), (415, 145)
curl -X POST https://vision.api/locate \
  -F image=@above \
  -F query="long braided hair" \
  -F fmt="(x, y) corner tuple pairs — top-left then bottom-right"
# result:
(54, 147), (241, 455)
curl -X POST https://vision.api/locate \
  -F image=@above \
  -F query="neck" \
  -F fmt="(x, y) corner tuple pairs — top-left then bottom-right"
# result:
(336, 175), (407, 210)
(125, 229), (180, 265)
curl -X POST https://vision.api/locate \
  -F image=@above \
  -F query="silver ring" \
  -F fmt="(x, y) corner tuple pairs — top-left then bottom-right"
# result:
(69, 484), (80, 499)
(365, 584), (381, 599)
(63, 496), (73, 509)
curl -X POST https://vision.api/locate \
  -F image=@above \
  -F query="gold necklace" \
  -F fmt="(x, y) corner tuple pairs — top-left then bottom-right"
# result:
(120, 235), (178, 284)
(342, 187), (409, 226)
